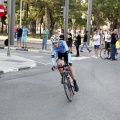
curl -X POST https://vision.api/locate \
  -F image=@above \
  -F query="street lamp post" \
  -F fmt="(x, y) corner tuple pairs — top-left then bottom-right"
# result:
(72, 19), (76, 39)
(87, 0), (92, 45)
(64, 0), (69, 41)
(20, 0), (22, 26)
(7, 0), (11, 56)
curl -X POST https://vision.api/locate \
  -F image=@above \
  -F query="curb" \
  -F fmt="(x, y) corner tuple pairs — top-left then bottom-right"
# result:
(0, 62), (36, 75)
(0, 46), (4, 49)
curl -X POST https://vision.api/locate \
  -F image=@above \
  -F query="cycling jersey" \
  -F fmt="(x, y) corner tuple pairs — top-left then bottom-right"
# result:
(51, 40), (72, 66)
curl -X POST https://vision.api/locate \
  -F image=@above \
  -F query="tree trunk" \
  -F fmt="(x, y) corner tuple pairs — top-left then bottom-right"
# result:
(44, 7), (51, 36)
(30, 20), (36, 33)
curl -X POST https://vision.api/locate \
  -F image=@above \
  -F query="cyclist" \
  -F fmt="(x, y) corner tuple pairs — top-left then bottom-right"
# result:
(51, 34), (79, 92)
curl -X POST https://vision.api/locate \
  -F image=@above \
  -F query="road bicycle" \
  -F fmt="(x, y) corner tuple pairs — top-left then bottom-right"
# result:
(52, 63), (75, 102)
(100, 44), (120, 60)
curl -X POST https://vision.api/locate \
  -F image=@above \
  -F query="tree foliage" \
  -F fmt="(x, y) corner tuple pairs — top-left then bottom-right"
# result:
(14, 0), (120, 34)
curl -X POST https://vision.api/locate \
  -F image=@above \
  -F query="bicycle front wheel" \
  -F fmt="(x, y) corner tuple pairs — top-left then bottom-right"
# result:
(100, 48), (110, 60)
(63, 72), (74, 102)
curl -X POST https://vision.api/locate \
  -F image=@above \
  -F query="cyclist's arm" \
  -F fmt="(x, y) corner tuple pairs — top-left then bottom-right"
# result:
(51, 44), (56, 66)
(51, 44), (59, 66)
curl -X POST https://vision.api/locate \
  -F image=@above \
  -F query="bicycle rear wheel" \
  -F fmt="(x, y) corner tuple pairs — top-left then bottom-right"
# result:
(63, 72), (74, 102)
(116, 48), (120, 59)
(100, 48), (110, 60)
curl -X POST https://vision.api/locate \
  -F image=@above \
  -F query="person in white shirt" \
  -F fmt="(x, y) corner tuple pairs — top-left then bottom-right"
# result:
(93, 30), (100, 58)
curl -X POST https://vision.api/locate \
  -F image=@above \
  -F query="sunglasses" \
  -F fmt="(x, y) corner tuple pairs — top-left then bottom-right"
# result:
(53, 42), (58, 45)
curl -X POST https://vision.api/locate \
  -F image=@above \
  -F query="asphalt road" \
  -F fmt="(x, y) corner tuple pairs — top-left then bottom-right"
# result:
(0, 49), (120, 120)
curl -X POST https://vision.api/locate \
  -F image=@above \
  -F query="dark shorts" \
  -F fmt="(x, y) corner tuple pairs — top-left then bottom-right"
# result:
(105, 42), (111, 49)
(94, 45), (100, 49)
(17, 37), (21, 42)
(58, 52), (68, 64)
(67, 44), (72, 47)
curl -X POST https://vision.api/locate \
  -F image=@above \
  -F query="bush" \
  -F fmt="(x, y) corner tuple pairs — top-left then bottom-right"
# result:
(27, 33), (43, 39)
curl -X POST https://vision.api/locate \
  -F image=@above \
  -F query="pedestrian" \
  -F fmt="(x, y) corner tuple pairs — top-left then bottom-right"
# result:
(74, 31), (81, 57)
(67, 30), (73, 53)
(21, 26), (29, 49)
(41, 26), (49, 51)
(59, 29), (64, 40)
(109, 29), (118, 60)
(14, 25), (18, 39)
(92, 30), (100, 59)
(104, 30), (112, 58)
(80, 31), (91, 52)
(16, 25), (23, 49)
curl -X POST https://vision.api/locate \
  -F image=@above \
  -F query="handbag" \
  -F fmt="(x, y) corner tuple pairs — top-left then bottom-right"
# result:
(74, 41), (78, 46)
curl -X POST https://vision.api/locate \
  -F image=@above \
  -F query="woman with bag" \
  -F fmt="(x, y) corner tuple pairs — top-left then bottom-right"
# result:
(74, 31), (81, 57)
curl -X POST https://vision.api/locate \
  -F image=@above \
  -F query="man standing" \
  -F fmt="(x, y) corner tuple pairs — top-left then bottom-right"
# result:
(21, 26), (29, 49)
(16, 25), (23, 49)
(41, 26), (49, 51)
(80, 31), (91, 52)
(110, 29), (118, 60)
(75, 31), (81, 57)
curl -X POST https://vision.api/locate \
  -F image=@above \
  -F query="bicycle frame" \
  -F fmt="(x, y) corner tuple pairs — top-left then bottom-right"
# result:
(51, 64), (75, 102)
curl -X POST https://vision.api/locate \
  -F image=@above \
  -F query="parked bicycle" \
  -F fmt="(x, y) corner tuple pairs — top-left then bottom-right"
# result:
(100, 43), (120, 60)
(52, 63), (75, 102)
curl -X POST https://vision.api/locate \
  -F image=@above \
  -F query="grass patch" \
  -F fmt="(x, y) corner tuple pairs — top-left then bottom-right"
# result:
(0, 32), (44, 39)
(27, 33), (43, 39)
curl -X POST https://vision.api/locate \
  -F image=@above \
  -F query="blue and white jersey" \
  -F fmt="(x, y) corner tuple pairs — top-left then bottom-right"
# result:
(51, 40), (72, 66)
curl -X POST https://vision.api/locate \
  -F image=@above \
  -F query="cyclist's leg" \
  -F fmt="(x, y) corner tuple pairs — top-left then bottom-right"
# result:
(68, 65), (79, 92)
(56, 59), (64, 74)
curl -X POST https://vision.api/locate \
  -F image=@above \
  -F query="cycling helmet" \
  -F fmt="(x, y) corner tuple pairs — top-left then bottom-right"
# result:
(50, 34), (60, 43)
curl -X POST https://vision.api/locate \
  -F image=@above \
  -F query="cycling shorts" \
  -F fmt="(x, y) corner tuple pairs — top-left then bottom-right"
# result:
(58, 52), (72, 65)
(105, 42), (111, 49)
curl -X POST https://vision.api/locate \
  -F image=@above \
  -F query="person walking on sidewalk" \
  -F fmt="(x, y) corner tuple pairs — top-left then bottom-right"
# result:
(80, 31), (91, 52)
(41, 26), (49, 51)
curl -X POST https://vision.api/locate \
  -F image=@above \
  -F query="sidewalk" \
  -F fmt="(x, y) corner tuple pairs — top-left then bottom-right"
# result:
(0, 53), (36, 75)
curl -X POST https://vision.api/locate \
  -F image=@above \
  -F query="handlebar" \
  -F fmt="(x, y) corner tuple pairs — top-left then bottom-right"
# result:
(51, 64), (69, 71)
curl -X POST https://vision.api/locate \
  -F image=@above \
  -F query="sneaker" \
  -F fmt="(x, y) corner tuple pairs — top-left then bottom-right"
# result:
(111, 58), (117, 61)
(89, 50), (92, 52)
(74, 83), (79, 92)
(80, 51), (83, 52)
(75, 55), (79, 57)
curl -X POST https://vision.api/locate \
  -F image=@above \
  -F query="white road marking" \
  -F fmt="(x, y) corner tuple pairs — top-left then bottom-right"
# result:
(36, 61), (52, 65)
(72, 56), (90, 60)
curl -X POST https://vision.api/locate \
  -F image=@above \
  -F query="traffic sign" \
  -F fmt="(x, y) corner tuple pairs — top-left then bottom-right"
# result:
(0, 4), (6, 17)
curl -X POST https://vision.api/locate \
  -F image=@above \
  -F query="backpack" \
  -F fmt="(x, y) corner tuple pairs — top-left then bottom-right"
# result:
(4, 39), (8, 46)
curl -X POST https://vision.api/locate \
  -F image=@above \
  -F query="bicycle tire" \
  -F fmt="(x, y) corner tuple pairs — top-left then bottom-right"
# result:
(100, 48), (110, 60)
(116, 48), (120, 59)
(63, 72), (74, 102)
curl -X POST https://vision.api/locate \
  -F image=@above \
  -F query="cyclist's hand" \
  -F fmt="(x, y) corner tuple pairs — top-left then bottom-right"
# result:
(51, 66), (55, 71)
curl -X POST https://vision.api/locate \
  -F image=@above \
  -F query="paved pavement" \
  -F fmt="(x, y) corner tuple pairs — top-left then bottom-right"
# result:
(0, 52), (36, 75)
(0, 35), (48, 74)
